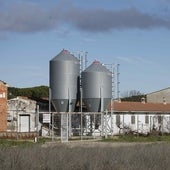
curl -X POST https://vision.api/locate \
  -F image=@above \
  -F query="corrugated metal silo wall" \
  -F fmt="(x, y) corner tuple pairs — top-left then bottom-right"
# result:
(50, 53), (80, 112)
(82, 63), (112, 112)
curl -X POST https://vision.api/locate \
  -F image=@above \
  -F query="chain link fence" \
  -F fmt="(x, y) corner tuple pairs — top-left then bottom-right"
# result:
(39, 112), (170, 142)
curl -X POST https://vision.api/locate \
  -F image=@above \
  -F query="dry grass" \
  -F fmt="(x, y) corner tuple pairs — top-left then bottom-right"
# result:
(0, 142), (170, 170)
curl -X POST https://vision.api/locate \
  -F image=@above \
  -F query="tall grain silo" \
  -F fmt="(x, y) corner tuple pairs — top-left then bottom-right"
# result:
(50, 49), (80, 112)
(81, 61), (112, 112)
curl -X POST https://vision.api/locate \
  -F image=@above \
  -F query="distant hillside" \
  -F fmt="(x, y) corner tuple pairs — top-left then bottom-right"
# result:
(8, 86), (49, 100)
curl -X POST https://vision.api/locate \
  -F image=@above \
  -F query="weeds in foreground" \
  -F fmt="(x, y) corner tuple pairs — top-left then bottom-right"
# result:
(0, 142), (170, 170)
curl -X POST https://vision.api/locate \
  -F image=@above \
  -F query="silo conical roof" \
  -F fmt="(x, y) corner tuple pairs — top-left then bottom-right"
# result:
(51, 49), (79, 62)
(84, 60), (111, 73)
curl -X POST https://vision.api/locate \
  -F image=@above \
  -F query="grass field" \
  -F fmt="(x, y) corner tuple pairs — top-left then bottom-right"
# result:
(101, 134), (170, 143)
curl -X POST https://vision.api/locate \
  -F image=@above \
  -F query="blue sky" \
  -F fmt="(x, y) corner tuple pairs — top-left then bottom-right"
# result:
(0, 0), (170, 96)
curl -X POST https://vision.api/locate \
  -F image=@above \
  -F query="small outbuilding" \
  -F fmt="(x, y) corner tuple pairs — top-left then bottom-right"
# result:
(7, 96), (37, 132)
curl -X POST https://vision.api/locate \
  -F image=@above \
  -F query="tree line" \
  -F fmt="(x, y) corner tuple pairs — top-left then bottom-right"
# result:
(8, 86), (145, 102)
(8, 86), (49, 100)
(121, 90), (146, 102)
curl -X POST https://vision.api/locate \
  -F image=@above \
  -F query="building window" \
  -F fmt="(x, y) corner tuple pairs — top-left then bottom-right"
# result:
(116, 115), (120, 126)
(158, 116), (162, 124)
(145, 115), (149, 124)
(131, 115), (135, 124)
(0, 92), (5, 98)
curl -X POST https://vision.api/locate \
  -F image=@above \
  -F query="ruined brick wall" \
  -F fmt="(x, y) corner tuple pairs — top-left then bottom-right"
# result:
(0, 81), (7, 131)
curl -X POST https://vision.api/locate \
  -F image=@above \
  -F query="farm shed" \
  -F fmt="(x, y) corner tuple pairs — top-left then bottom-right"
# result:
(72, 101), (170, 137)
(7, 97), (37, 132)
(108, 101), (170, 135)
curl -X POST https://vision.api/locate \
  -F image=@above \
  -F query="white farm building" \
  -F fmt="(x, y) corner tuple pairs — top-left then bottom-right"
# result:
(110, 101), (170, 135)
(7, 97), (37, 133)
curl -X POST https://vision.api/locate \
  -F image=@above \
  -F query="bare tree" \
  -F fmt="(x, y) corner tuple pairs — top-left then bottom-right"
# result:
(121, 90), (142, 98)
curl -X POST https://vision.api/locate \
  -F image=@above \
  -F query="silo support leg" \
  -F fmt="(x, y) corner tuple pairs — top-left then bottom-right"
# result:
(68, 113), (72, 137)
(101, 113), (104, 136)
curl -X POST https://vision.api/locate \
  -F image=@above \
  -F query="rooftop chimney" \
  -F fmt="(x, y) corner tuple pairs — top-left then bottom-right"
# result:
(141, 97), (145, 104)
(163, 97), (166, 105)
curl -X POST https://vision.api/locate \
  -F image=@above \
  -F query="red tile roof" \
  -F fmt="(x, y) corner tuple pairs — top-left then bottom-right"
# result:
(108, 101), (170, 113)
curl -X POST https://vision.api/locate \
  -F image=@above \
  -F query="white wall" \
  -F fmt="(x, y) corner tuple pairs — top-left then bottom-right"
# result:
(89, 113), (170, 136)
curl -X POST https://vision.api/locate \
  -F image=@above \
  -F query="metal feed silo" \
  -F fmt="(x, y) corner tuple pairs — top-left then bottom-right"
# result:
(50, 49), (80, 112)
(81, 61), (112, 112)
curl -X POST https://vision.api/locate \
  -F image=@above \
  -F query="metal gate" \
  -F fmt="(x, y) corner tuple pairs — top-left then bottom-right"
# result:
(61, 113), (68, 142)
